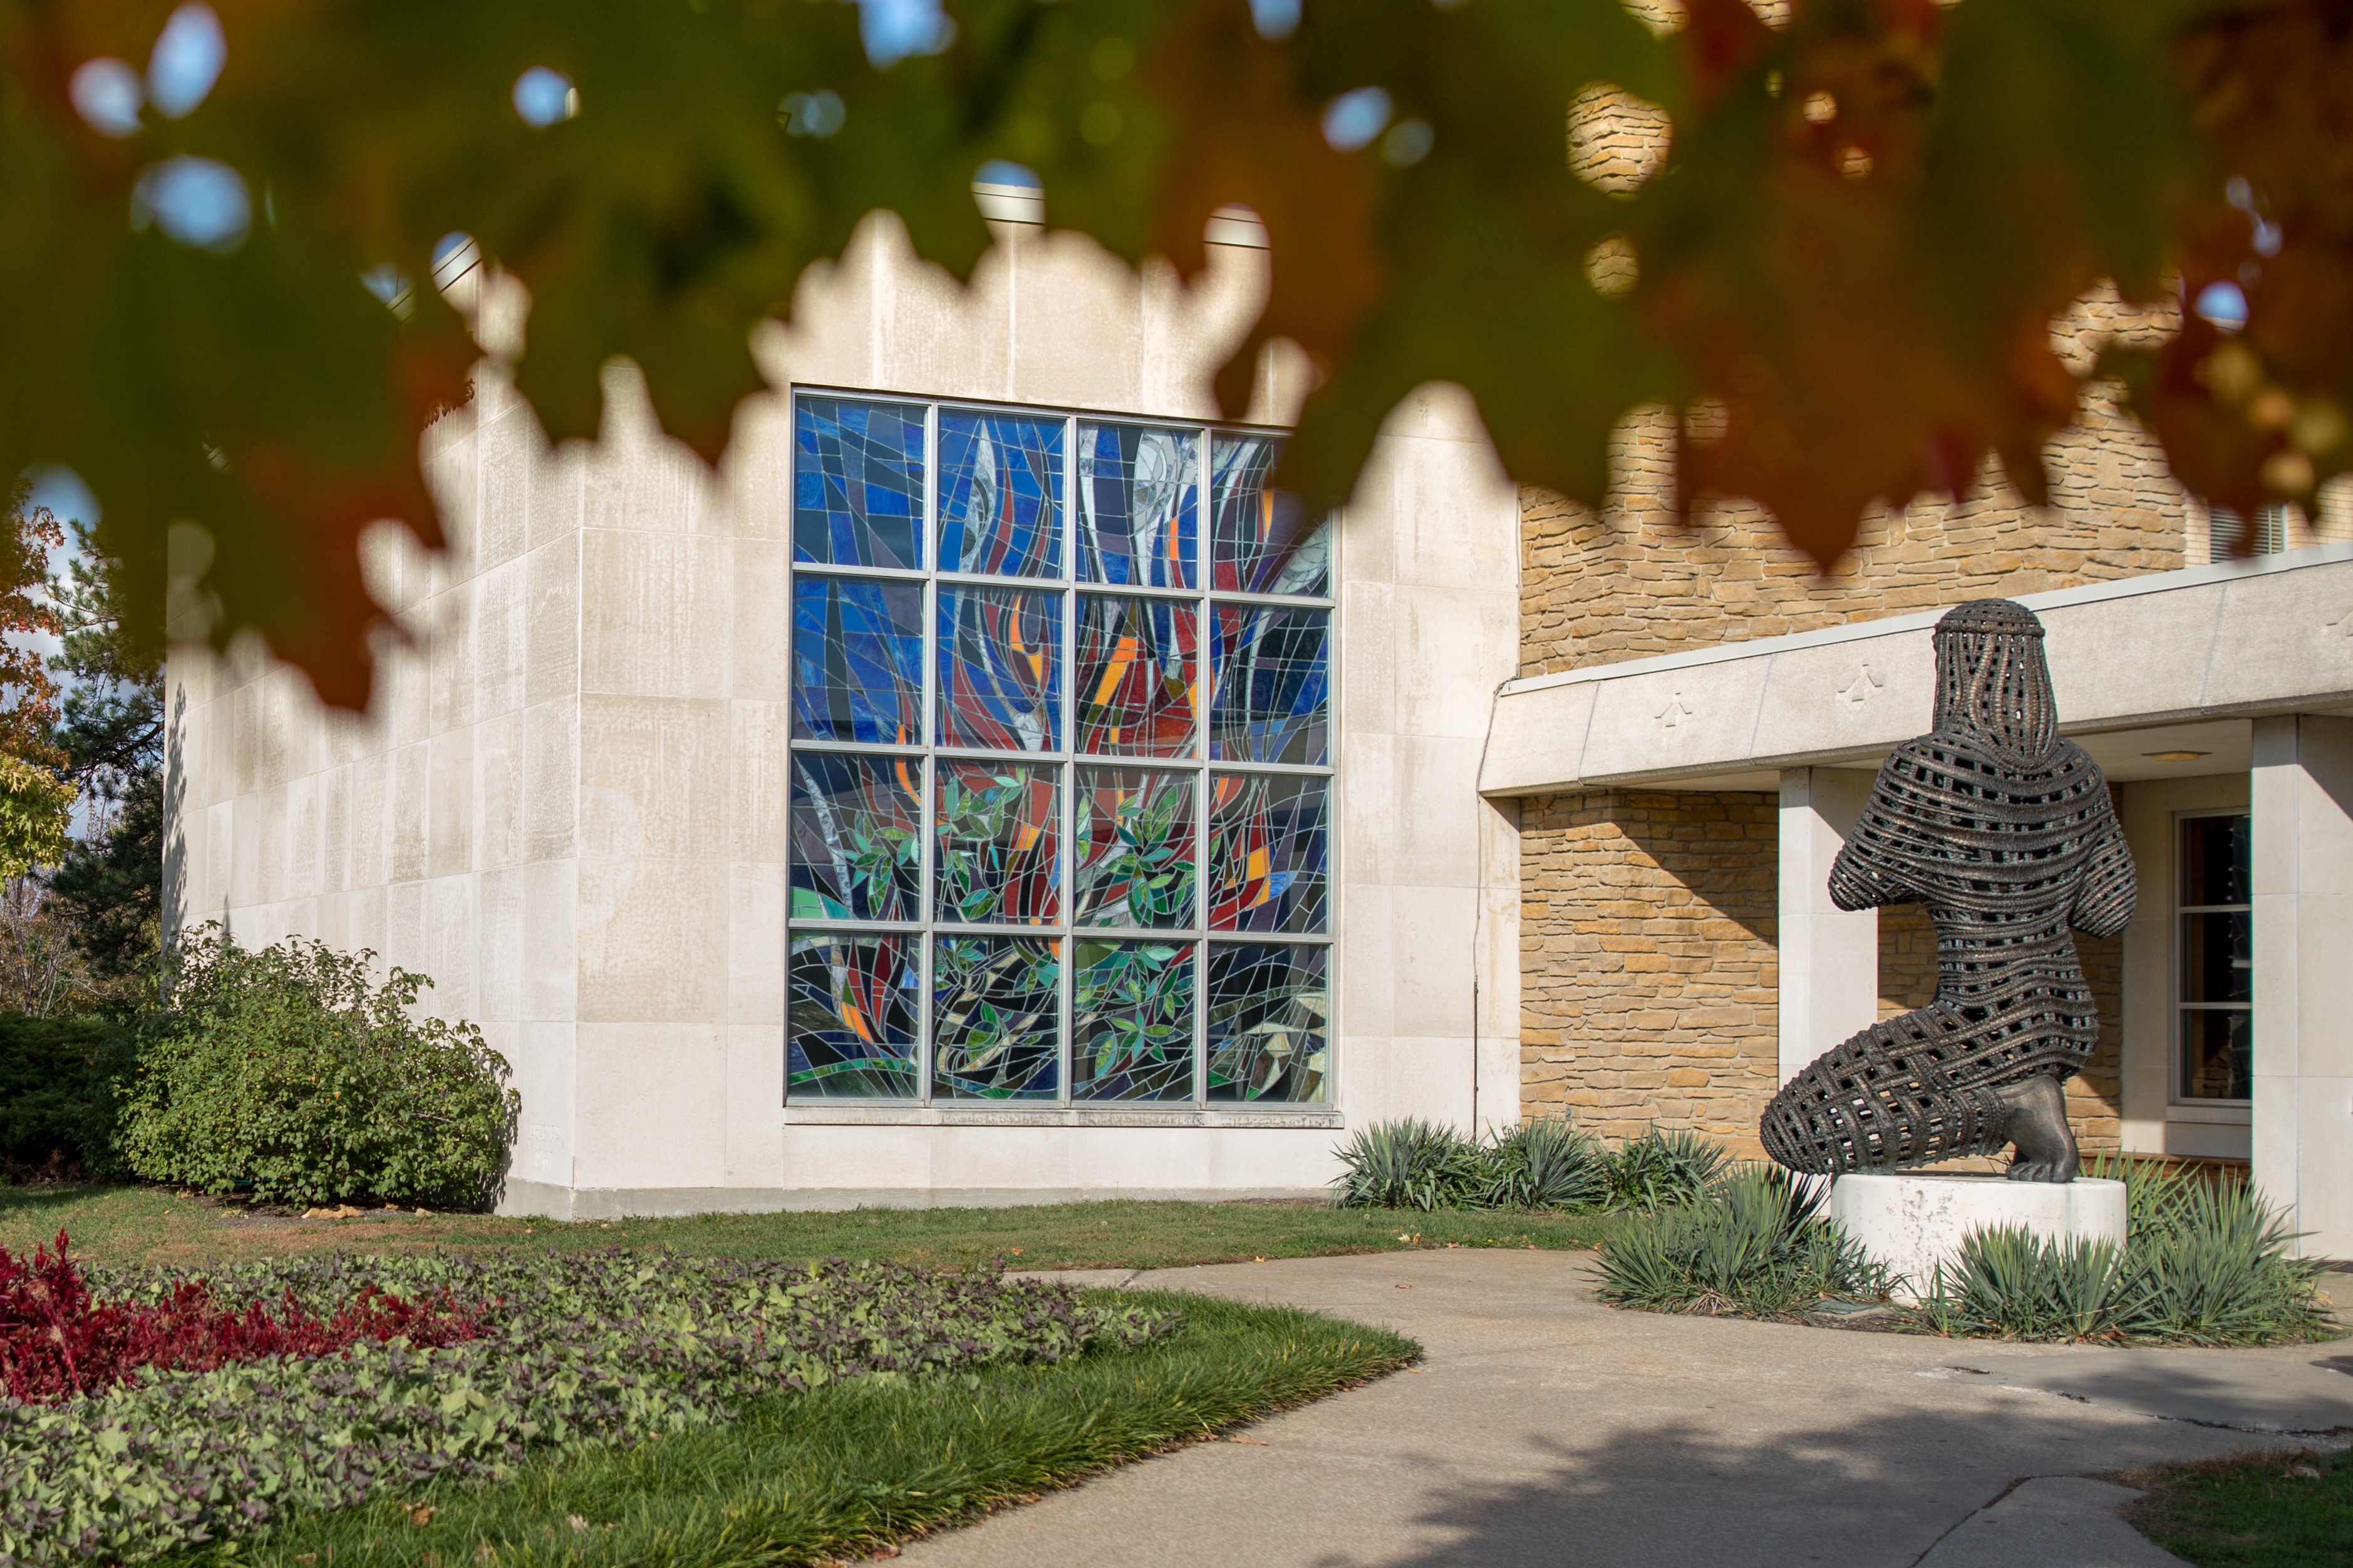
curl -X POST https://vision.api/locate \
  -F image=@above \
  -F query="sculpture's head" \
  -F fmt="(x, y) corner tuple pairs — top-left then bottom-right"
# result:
(1932, 599), (2057, 770)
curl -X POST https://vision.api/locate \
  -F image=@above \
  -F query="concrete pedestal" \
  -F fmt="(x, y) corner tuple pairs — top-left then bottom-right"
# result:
(1828, 1173), (2127, 1302)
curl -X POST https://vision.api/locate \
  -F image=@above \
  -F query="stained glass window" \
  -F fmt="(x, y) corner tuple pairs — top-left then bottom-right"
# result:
(1212, 433), (1330, 596)
(1207, 943), (1327, 1102)
(1207, 772), (1328, 934)
(934, 760), (1062, 924)
(939, 411), (1063, 577)
(787, 393), (1332, 1106)
(1210, 604), (1330, 765)
(938, 586), (1063, 751)
(933, 937), (1063, 1100)
(1080, 423), (1198, 589)
(1074, 940), (1196, 1100)
(796, 398), (926, 569)
(789, 932), (921, 1098)
(1075, 595), (1196, 757)
(1075, 767), (1196, 928)
(794, 576), (924, 745)
(790, 752), (923, 922)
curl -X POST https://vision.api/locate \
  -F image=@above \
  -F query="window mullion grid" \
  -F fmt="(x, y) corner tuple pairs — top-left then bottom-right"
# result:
(1058, 416), (1078, 1108)
(918, 403), (940, 1108)
(1194, 423), (1214, 1106)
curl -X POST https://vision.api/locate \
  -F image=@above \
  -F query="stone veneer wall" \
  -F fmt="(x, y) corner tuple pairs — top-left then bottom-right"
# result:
(1520, 789), (1779, 1150)
(1518, 291), (2190, 1153)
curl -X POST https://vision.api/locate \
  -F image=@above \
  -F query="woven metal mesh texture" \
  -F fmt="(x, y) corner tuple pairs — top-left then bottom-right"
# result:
(1759, 599), (2138, 1175)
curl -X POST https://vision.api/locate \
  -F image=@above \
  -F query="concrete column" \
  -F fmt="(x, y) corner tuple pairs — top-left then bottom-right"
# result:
(2250, 715), (2353, 1259)
(1778, 768), (1881, 1086)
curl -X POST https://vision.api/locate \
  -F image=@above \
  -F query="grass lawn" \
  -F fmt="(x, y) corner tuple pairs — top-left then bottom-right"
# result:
(159, 1290), (1415, 1567)
(2124, 1445), (2353, 1566)
(0, 1181), (1628, 1271)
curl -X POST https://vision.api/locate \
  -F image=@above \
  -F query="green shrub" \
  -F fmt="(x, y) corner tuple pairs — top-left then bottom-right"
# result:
(1595, 1164), (1894, 1318)
(1332, 1118), (1725, 1214)
(1604, 1125), (1730, 1209)
(1332, 1118), (1487, 1210)
(0, 1014), (133, 1179)
(1481, 1117), (1612, 1210)
(120, 927), (517, 1209)
(1920, 1158), (2339, 1344)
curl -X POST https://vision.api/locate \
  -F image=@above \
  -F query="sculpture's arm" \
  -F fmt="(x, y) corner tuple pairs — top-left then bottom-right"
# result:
(2070, 797), (2138, 939)
(1826, 758), (1918, 913)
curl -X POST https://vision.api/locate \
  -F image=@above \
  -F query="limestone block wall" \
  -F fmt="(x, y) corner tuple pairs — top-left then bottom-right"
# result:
(164, 209), (1525, 1215)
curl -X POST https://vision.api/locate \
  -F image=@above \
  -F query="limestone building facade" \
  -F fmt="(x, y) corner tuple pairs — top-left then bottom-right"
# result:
(165, 192), (2353, 1256)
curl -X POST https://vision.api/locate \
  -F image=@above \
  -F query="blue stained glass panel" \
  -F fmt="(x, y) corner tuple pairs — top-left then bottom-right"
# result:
(788, 932), (919, 1099)
(933, 936), (1062, 1100)
(1075, 766), (1196, 929)
(1211, 433), (1329, 596)
(1075, 594), (1196, 757)
(795, 398), (926, 569)
(790, 752), (923, 923)
(1206, 942), (1327, 1103)
(794, 576), (925, 745)
(937, 586), (1063, 751)
(1078, 423), (1198, 588)
(939, 411), (1063, 577)
(1209, 604), (1329, 765)
(934, 760), (1062, 924)
(1206, 771), (1328, 933)
(1073, 940), (1195, 1101)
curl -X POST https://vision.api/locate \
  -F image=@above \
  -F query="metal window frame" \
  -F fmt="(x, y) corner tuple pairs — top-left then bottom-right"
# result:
(2172, 806), (2253, 1106)
(783, 385), (1336, 1114)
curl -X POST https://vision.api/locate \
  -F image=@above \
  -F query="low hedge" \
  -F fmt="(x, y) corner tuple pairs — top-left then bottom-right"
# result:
(0, 1245), (1176, 1564)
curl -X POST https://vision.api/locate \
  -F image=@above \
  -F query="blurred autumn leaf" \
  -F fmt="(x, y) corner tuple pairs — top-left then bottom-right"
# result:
(0, 0), (2341, 709)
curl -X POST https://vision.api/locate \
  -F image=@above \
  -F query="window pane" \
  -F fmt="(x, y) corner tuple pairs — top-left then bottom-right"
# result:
(939, 411), (1063, 578)
(1208, 772), (1328, 933)
(934, 760), (1061, 924)
(1078, 423), (1198, 588)
(1075, 766), (1197, 929)
(933, 936), (1062, 1100)
(1209, 604), (1330, 765)
(2180, 910), (2253, 1003)
(793, 576), (925, 744)
(2179, 1008), (2252, 1101)
(937, 586), (1063, 751)
(1207, 942), (1328, 1103)
(2181, 813), (2251, 907)
(788, 932), (919, 1099)
(790, 752), (923, 922)
(1073, 939), (1195, 1100)
(1075, 594), (1197, 757)
(795, 398), (925, 569)
(1211, 433), (1329, 596)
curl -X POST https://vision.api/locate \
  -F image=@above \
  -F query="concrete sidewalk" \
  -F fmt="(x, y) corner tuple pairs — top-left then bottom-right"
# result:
(909, 1251), (2349, 1568)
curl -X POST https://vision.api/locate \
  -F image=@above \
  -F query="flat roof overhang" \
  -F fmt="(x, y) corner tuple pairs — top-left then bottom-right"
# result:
(1480, 544), (2353, 797)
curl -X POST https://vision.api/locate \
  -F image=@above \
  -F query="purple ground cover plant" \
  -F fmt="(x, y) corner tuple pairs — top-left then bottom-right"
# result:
(0, 1249), (1175, 1565)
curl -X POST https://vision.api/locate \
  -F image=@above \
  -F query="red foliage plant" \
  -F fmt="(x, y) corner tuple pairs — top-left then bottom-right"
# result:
(0, 1231), (482, 1403)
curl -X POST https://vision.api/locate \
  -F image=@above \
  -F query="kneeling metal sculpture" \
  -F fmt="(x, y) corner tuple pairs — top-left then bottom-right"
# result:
(1759, 599), (2136, 1184)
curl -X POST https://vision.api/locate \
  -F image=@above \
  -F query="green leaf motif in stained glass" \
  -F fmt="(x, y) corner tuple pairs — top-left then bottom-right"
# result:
(933, 761), (1061, 925)
(1073, 941), (1195, 1101)
(1075, 767), (1196, 929)
(933, 936), (1062, 1101)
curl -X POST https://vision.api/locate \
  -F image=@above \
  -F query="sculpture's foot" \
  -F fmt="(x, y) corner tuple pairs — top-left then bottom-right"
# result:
(1993, 1075), (2079, 1183)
